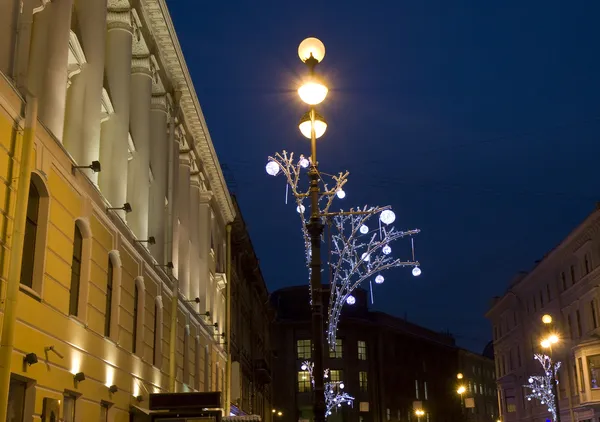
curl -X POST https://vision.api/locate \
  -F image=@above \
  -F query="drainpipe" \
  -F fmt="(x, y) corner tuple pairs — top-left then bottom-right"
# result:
(0, 96), (38, 421)
(225, 223), (232, 415)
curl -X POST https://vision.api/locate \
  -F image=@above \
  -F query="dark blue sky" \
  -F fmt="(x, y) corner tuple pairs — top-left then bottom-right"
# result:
(167, 0), (600, 352)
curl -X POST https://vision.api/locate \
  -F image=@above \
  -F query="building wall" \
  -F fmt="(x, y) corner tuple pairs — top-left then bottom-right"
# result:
(487, 207), (600, 422)
(229, 196), (273, 422)
(0, 0), (235, 420)
(457, 349), (499, 422)
(271, 286), (483, 422)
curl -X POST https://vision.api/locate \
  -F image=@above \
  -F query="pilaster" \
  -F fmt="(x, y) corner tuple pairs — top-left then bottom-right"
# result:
(189, 176), (202, 312)
(177, 154), (192, 298)
(199, 191), (214, 322)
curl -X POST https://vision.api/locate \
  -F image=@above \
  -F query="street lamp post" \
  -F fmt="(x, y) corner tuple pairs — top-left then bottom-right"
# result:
(540, 314), (561, 422)
(297, 37), (328, 422)
(415, 409), (425, 422)
(457, 385), (466, 420)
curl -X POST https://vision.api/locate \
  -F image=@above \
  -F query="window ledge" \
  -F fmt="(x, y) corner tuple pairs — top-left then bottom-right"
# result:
(68, 315), (86, 328)
(19, 285), (42, 302)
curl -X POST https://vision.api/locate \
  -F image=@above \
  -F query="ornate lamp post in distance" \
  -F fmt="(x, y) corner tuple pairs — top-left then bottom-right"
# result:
(540, 314), (561, 422)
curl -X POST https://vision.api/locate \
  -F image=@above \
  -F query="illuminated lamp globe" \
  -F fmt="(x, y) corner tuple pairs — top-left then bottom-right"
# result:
(299, 111), (327, 139)
(375, 274), (384, 284)
(380, 209), (396, 225)
(361, 253), (370, 262)
(540, 339), (551, 349)
(360, 225), (369, 234)
(542, 314), (553, 324)
(297, 204), (305, 213)
(299, 157), (310, 168)
(528, 377), (533, 383)
(382, 245), (392, 255)
(265, 161), (279, 176)
(301, 364), (307, 370)
(340, 383), (345, 389)
(336, 189), (346, 199)
(346, 295), (356, 305)
(549, 334), (559, 344)
(298, 78), (328, 105)
(412, 266), (421, 277)
(298, 37), (326, 63)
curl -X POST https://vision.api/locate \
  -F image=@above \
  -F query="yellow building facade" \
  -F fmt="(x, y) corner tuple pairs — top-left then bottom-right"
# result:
(0, 0), (235, 420)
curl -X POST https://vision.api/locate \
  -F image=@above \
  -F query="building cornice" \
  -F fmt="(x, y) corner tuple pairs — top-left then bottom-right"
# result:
(140, 0), (235, 223)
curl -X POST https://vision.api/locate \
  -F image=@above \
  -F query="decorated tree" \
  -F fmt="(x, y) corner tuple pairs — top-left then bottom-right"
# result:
(524, 354), (561, 421)
(301, 361), (354, 417)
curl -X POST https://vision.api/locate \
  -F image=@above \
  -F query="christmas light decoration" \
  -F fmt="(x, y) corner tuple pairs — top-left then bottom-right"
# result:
(302, 361), (354, 417)
(266, 150), (421, 349)
(524, 354), (561, 421)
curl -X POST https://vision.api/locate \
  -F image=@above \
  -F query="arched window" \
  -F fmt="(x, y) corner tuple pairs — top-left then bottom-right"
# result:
(21, 181), (40, 288)
(133, 283), (139, 353)
(104, 258), (114, 337)
(69, 225), (83, 316)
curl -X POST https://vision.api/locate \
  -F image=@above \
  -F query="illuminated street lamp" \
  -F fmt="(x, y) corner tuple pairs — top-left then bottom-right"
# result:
(457, 373), (463, 380)
(414, 409), (425, 422)
(539, 314), (561, 422)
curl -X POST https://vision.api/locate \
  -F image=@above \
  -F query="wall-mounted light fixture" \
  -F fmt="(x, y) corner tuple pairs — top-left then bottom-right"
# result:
(72, 160), (101, 174)
(108, 385), (118, 394)
(107, 203), (132, 213)
(135, 236), (155, 245)
(23, 353), (38, 366)
(74, 372), (86, 383)
(135, 395), (144, 402)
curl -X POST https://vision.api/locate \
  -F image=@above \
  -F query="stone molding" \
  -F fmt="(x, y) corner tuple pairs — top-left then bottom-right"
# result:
(131, 56), (152, 76)
(107, 11), (133, 32)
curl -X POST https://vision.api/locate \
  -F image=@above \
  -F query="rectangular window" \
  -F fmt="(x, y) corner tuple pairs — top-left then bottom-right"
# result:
(104, 259), (114, 337)
(297, 340), (311, 359)
(579, 357), (586, 392)
(577, 310), (582, 337)
(517, 345), (522, 367)
(100, 402), (109, 422)
(330, 370), (342, 383)
(547, 284), (552, 301)
(588, 355), (600, 389)
(132, 284), (140, 353)
(386, 408), (391, 421)
(415, 379), (419, 399)
(585, 255), (591, 274)
(64, 394), (76, 422)
(573, 363), (579, 395)
(593, 301), (598, 329)
(424, 381), (428, 400)
(21, 182), (40, 288)
(298, 371), (311, 392)
(359, 371), (368, 392)
(69, 226), (83, 316)
(571, 265), (576, 285)
(329, 338), (343, 359)
(532, 297), (537, 312)
(7, 378), (26, 422)
(539, 291), (544, 308)
(508, 349), (514, 371)
(561, 272), (566, 291)
(358, 340), (367, 360)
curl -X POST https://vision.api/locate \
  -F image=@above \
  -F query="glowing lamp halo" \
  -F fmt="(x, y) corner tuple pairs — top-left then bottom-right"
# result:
(298, 80), (328, 105)
(346, 295), (356, 305)
(265, 161), (279, 176)
(298, 37), (326, 63)
(380, 209), (396, 225)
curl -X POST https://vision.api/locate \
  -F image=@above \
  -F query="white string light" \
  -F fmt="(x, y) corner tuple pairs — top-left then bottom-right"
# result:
(302, 361), (354, 417)
(524, 354), (561, 421)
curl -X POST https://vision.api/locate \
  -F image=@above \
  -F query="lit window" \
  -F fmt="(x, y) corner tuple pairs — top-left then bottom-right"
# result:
(587, 355), (600, 389)
(329, 339), (343, 359)
(386, 408), (391, 421)
(358, 340), (367, 360)
(69, 225), (83, 316)
(415, 379), (419, 399)
(424, 381), (428, 400)
(298, 371), (311, 392)
(21, 181), (40, 288)
(330, 370), (343, 383)
(297, 340), (311, 359)
(359, 371), (368, 392)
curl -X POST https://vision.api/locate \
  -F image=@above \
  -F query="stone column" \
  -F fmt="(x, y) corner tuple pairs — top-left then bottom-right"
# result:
(148, 95), (168, 263)
(26, 0), (73, 140)
(98, 11), (132, 217)
(198, 192), (213, 316)
(189, 176), (201, 308)
(126, 56), (152, 240)
(178, 154), (191, 298)
(62, 0), (107, 183)
(166, 122), (180, 277)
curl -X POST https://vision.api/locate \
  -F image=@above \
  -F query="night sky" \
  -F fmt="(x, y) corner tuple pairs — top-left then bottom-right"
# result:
(166, 0), (600, 353)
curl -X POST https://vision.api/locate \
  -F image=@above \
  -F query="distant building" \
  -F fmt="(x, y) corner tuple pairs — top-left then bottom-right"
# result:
(230, 196), (273, 420)
(457, 348), (499, 422)
(487, 206), (600, 422)
(271, 286), (495, 422)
